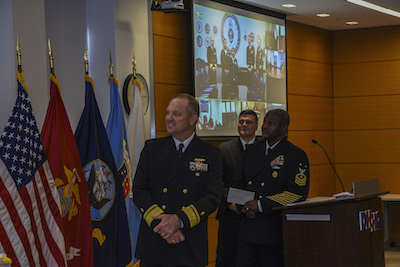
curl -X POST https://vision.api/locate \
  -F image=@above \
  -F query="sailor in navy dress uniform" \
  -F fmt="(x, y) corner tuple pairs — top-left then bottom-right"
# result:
(246, 37), (255, 89)
(207, 36), (218, 86)
(255, 37), (264, 75)
(246, 37), (255, 72)
(233, 109), (310, 267)
(221, 38), (232, 98)
(133, 93), (222, 267)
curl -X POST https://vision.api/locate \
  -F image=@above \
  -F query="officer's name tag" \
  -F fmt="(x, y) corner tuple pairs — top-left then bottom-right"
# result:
(227, 187), (255, 205)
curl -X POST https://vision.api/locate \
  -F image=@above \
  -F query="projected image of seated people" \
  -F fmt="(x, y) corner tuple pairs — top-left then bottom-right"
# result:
(193, 0), (287, 137)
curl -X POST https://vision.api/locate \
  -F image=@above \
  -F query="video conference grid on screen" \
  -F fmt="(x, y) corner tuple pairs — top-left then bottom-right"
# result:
(193, 0), (287, 137)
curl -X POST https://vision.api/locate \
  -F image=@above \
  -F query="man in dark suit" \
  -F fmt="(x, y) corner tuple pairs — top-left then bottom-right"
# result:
(216, 110), (262, 267)
(133, 93), (223, 267)
(234, 109), (310, 267)
(221, 38), (232, 98)
(246, 37), (255, 89)
(230, 48), (239, 100)
(207, 36), (218, 86)
(249, 37), (264, 101)
(255, 37), (264, 74)
(246, 37), (255, 73)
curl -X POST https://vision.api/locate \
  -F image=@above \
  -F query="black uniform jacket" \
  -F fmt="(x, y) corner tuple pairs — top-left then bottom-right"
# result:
(207, 45), (217, 69)
(233, 138), (309, 246)
(256, 47), (264, 71)
(221, 48), (232, 83)
(246, 45), (255, 69)
(216, 137), (263, 223)
(133, 135), (222, 266)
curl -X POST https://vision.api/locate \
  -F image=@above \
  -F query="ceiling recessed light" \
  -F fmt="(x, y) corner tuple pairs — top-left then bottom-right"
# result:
(316, 13), (330, 18)
(282, 4), (297, 8)
(346, 0), (400, 18)
(346, 21), (359, 25)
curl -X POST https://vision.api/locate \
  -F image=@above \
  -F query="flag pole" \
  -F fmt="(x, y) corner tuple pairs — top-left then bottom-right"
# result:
(84, 46), (89, 75)
(132, 53), (136, 79)
(109, 50), (114, 77)
(132, 53), (142, 93)
(16, 36), (22, 73)
(48, 39), (55, 75)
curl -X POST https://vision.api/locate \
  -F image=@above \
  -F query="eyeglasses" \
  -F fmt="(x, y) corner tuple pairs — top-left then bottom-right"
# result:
(239, 120), (255, 125)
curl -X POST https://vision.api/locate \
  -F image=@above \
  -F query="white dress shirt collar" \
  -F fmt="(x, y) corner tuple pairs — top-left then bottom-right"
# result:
(266, 139), (281, 155)
(240, 137), (256, 151)
(172, 132), (195, 153)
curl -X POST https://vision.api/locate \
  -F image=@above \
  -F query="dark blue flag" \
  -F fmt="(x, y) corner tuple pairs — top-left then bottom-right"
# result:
(75, 75), (132, 267)
(106, 76), (139, 264)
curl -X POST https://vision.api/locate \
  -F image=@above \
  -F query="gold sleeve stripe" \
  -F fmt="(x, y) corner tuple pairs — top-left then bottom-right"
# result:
(182, 204), (201, 228)
(267, 191), (302, 206)
(144, 204), (164, 227)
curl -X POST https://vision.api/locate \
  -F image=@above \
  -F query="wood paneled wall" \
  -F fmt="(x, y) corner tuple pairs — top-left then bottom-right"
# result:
(333, 25), (400, 245)
(153, 10), (193, 137)
(286, 21), (336, 197)
(333, 26), (400, 194)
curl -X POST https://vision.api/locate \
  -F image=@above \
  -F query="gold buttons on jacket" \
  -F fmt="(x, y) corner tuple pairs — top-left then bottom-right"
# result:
(200, 211), (205, 216)
(161, 205), (166, 210)
(259, 195), (263, 199)
(183, 189), (188, 194)
(248, 181), (252, 185)
(163, 188), (168, 193)
(195, 172), (200, 177)
(140, 208), (144, 212)
(261, 182), (265, 186)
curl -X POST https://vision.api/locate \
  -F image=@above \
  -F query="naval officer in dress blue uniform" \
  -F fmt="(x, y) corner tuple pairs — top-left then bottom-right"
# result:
(234, 109), (310, 267)
(207, 36), (218, 86)
(133, 93), (223, 267)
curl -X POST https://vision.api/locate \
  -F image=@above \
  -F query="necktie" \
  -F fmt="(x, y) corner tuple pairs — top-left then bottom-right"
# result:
(244, 143), (248, 151)
(178, 143), (184, 156)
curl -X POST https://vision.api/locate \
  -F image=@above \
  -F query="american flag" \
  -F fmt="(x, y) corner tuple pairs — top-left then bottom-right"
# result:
(0, 71), (66, 266)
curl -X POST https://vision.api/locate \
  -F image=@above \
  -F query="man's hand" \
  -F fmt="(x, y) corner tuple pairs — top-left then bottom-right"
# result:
(228, 203), (239, 214)
(242, 200), (259, 219)
(166, 229), (186, 245)
(153, 214), (181, 240)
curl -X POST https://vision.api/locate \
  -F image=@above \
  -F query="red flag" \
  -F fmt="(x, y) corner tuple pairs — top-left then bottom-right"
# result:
(41, 73), (93, 266)
(0, 71), (66, 266)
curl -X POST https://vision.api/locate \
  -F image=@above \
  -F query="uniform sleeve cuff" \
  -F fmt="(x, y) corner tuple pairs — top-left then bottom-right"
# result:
(177, 204), (201, 229)
(143, 204), (164, 227)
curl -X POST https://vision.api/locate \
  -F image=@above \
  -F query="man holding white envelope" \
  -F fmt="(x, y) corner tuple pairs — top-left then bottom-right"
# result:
(230, 109), (310, 267)
(216, 110), (262, 267)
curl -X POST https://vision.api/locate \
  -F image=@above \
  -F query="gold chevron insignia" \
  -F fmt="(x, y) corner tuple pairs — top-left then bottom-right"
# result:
(267, 191), (302, 206)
